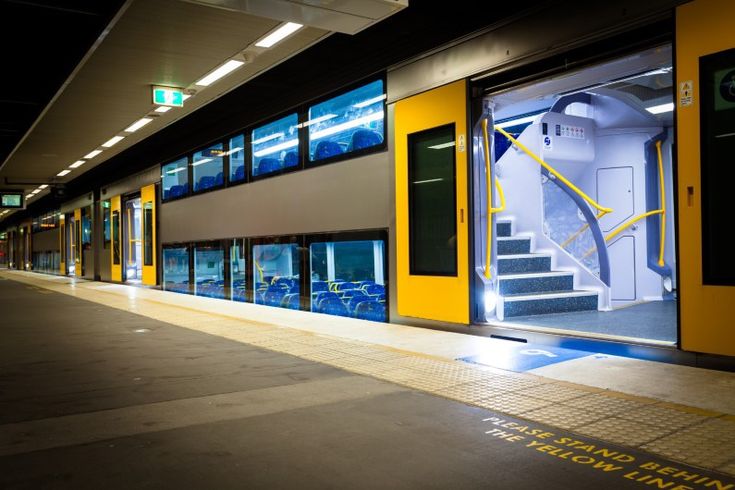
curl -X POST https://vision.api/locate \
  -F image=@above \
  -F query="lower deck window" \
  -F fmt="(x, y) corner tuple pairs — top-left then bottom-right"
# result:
(194, 243), (225, 299)
(163, 246), (190, 293)
(253, 243), (300, 309)
(309, 239), (386, 322)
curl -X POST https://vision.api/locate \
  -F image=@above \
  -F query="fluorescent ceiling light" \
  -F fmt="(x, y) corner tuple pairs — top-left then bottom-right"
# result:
(26, 194), (33, 199)
(84, 149), (103, 159)
(353, 94), (387, 109)
(413, 178), (444, 184)
(155, 106), (172, 113)
(251, 133), (283, 145)
(69, 160), (85, 168)
(166, 167), (186, 175)
(495, 114), (540, 129)
(125, 117), (153, 133)
(102, 135), (125, 148)
(255, 22), (303, 48)
(299, 114), (336, 128)
(39, 184), (48, 189)
(310, 111), (383, 141)
(182, 94), (191, 101)
(191, 158), (212, 167)
(57, 169), (71, 177)
(646, 102), (674, 114)
(195, 60), (244, 87)
(226, 147), (243, 155)
(428, 141), (455, 150)
(253, 139), (298, 158)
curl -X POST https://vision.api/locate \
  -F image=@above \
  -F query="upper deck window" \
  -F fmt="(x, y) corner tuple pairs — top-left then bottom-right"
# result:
(307, 79), (385, 163)
(251, 113), (299, 177)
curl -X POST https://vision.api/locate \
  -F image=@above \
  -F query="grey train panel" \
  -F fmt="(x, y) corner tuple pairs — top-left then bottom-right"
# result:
(160, 152), (390, 243)
(102, 166), (160, 199)
(31, 229), (59, 252)
(59, 193), (94, 215)
(387, 0), (677, 104)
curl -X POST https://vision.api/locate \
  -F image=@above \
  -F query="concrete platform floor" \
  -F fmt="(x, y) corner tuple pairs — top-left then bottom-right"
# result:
(1, 271), (734, 488)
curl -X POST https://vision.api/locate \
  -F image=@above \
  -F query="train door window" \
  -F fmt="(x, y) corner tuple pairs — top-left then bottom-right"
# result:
(162, 245), (190, 294)
(700, 48), (735, 285)
(112, 210), (120, 265)
(192, 143), (224, 193)
(194, 242), (226, 299)
(307, 79), (385, 163)
(309, 238), (386, 322)
(67, 217), (75, 274)
(251, 113), (299, 177)
(143, 202), (153, 266)
(408, 124), (457, 276)
(162, 157), (189, 201)
(74, 217), (81, 269)
(102, 201), (111, 250)
(230, 239), (247, 302)
(229, 134), (246, 183)
(252, 242), (300, 309)
(124, 197), (142, 282)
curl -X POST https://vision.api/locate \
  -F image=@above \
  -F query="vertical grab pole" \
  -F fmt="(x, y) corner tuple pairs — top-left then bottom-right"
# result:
(481, 118), (493, 279)
(656, 140), (666, 267)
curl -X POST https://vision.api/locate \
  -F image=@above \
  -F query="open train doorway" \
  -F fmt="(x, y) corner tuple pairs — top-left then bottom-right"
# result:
(473, 45), (677, 344)
(122, 195), (142, 283)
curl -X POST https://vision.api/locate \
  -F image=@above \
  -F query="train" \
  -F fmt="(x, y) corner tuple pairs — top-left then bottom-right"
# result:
(2, 0), (733, 368)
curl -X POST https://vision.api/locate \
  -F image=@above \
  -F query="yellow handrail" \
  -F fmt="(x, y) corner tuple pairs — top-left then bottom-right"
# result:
(481, 119), (507, 279)
(582, 209), (664, 259)
(559, 211), (606, 249)
(254, 260), (264, 283)
(494, 126), (613, 217)
(656, 140), (666, 267)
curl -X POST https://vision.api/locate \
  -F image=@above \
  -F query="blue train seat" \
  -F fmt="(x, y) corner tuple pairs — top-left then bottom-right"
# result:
(196, 175), (216, 191)
(282, 293), (300, 310)
(314, 140), (343, 160)
(257, 158), (281, 174)
(283, 151), (298, 167)
(233, 165), (245, 181)
(347, 292), (368, 312)
(319, 297), (349, 317)
(364, 284), (385, 296)
(312, 281), (328, 293)
(169, 185), (187, 199)
(313, 291), (339, 310)
(348, 129), (383, 151)
(263, 286), (286, 306)
(354, 300), (386, 322)
(215, 172), (224, 186)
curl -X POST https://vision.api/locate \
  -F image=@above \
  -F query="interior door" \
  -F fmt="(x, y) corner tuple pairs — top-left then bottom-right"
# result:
(59, 215), (65, 275)
(676, 0), (735, 357)
(395, 80), (469, 324)
(141, 184), (157, 286)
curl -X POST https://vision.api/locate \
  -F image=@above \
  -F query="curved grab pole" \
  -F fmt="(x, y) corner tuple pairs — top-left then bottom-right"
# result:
(656, 140), (666, 267)
(494, 126), (613, 217)
(481, 119), (507, 279)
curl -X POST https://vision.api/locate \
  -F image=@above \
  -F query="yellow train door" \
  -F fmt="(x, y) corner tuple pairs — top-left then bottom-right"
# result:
(140, 184), (157, 286)
(395, 80), (470, 324)
(676, 0), (735, 357)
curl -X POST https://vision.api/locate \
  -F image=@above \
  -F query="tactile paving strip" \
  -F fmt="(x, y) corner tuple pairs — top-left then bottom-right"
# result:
(574, 417), (672, 446)
(563, 392), (655, 416)
(520, 383), (592, 403)
(620, 404), (712, 431)
(521, 405), (606, 430)
(642, 431), (735, 468)
(474, 393), (552, 415)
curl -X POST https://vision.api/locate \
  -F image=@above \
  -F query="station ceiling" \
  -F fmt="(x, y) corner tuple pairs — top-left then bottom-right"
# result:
(0, 0), (547, 224)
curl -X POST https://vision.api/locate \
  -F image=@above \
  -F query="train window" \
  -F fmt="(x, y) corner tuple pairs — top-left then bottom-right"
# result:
(252, 113), (299, 177)
(408, 124), (457, 276)
(194, 242), (226, 299)
(143, 202), (153, 266)
(309, 239), (386, 322)
(229, 134), (246, 183)
(307, 79), (385, 163)
(81, 207), (92, 250)
(112, 210), (120, 265)
(162, 245), (190, 293)
(102, 201), (111, 250)
(231, 239), (247, 302)
(253, 242), (300, 309)
(161, 157), (189, 201)
(192, 143), (224, 193)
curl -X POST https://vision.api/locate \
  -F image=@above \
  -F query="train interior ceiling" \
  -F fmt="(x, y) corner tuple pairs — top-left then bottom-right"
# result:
(476, 45), (676, 344)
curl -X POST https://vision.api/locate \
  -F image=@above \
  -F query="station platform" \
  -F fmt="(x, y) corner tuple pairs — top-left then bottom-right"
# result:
(1, 270), (734, 488)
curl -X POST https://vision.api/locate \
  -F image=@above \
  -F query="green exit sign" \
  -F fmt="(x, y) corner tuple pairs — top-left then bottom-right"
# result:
(152, 86), (183, 107)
